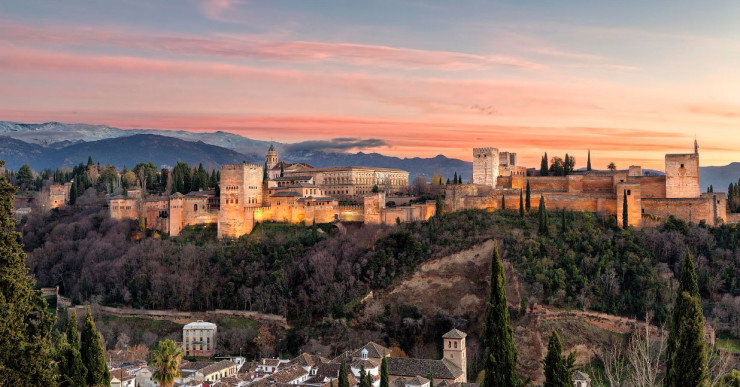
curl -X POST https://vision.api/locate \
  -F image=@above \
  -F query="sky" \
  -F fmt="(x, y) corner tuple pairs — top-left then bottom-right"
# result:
(1, 0), (740, 169)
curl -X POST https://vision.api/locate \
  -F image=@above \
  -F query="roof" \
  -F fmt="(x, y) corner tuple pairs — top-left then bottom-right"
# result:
(303, 166), (408, 173)
(386, 358), (462, 380)
(271, 191), (302, 198)
(273, 175), (312, 181)
(183, 320), (217, 330)
(573, 371), (591, 381)
(351, 342), (391, 359)
(406, 376), (430, 386)
(442, 329), (467, 339)
(289, 183), (320, 188)
(199, 360), (237, 376)
(288, 353), (329, 368)
(351, 359), (379, 369)
(261, 358), (282, 367)
(184, 190), (216, 198)
(268, 365), (308, 383)
(110, 368), (136, 381)
(296, 197), (335, 203)
(269, 144), (275, 152)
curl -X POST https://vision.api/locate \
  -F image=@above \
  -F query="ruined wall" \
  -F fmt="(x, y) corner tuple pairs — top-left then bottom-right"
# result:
(665, 153), (700, 198)
(473, 147), (499, 188)
(49, 183), (71, 208)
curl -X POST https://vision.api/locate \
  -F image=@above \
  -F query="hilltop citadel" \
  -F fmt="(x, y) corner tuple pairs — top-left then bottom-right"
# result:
(53, 141), (735, 236)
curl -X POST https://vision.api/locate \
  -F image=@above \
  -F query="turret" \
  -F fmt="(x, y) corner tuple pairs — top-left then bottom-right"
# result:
(266, 144), (279, 170)
(442, 329), (467, 382)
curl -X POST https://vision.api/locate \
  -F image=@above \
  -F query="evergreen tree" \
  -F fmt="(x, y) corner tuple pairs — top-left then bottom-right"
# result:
(380, 356), (389, 387)
(87, 156), (94, 166)
(427, 368), (434, 387)
(668, 292), (707, 386)
(359, 364), (369, 387)
(67, 310), (80, 351)
(665, 249), (702, 387)
(338, 360), (349, 387)
(542, 331), (575, 387)
(80, 308), (110, 386)
(525, 181), (531, 212)
(501, 194), (506, 210)
(560, 209), (567, 233)
(519, 189), (525, 218)
(56, 335), (87, 387)
(587, 149), (592, 171)
(263, 162), (268, 181)
(69, 180), (78, 205)
(538, 196), (548, 235)
(540, 153), (549, 176)
(280, 163), (284, 177)
(453, 172), (458, 185)
(151, 339), (183, 387)
(17, 163), (33, 186)
(0, 161), (56, 385)
(481, 242), (519, 387)
(446, 178), (451, 185)
(622, 189), (629, 228)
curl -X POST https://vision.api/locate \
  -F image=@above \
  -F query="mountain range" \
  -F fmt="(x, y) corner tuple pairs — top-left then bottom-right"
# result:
(0, 121), (738, 188)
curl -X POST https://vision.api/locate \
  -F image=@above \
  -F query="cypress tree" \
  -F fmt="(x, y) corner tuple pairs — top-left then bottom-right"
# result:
(57, 335), (88, 387)
(263, 161), (268, 181)
(87, 156), (94, 166)
(453, 172), (458, 185)
(436, 196), (444, 217)
(501, 194), (506, 210)
(0, 161), (56, 385)
(446, 178), (451, 185)
(665, 249), (702, 387)
(525, 181), (531, 212)
(587, 149), (592, 171)
(622, 190), (629, 228)
(542, 331), (575, 387)
(67, 309), (80, 351)
(481, 242), (519, 387)
(280, 163), (284, 177)
(69, 180), (78, 205)
(668, 292), (707, 386)
(538, 196), (548, 235)
(380, 356), (389, 387)
(80, 308), (110, 386)
(359, 364), (368, 387)
(427, 368), (434, 387)
(519, 189), (525, 218)
(540, 153), (549, 176)
(338, 360), (349, 387)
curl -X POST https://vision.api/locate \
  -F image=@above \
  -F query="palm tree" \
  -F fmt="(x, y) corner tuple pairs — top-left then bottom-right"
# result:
(150, 340), (183, 387)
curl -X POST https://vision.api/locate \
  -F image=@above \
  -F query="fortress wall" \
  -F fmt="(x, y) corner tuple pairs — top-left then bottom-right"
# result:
(363, 193), (385, 224)
(567, 175), (584, 193)
(169, 198), (184, 236)
(632, 176), (666, 198)
(525, 177), (569, 192)
(142, 200), (170, 233)
(706, 193), (728, 223)
(310, 205), (340, 224)
(581, 176), (614, 193)
(642, 196), (717, 226)
(338, 206), (363, 222)
(727, 213), (740, 224)
(542, 194), (600, 213)
(616, 182), (642, 227)
(109, 198), (139, 220)
(182, 197), (218, 227)
(497, 176), (512, 189)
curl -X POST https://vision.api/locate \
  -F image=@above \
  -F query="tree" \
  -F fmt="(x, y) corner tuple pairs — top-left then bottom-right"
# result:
(540, 153), (549, 176)
(435, 196), (444, 217)
(542, 331), (575, 387)
(538, 196), (548, 235)
(80, 308), (110, 386)
(607, 162), (617, 171)
(280, 163), (284, 177)
(380, 356), (389, 387)
(338, 360), (349, 387)
(481, 242), (520, 387)
(372, 185), (380, 193)
(151, 339), (183, 387)
(69, 180), (78, 205)
(587, 149), (592, 171)
(359, 364), (369, 387)
(525, 180), (531, 212)
(67, 309), (80, 352)
(501, 194), (506, 210)
(453, 172), (458, 185)
(57, 335), (88, 387)
(0, 161), (56, 385)
(87, 156), (94, 166)
(427, 368), (434, 387)
(17, 164), (33, 186)
(622, 189), (629, 228)
(263, 161), (268, 181)
(432, 173), (444, 185)
(664, 249), (704, 387)
(519, 189), (525, 218)
(667, 292), (707, 386)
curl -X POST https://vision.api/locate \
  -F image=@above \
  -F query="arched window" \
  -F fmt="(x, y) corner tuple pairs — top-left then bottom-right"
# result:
(194, 204), (198, 211)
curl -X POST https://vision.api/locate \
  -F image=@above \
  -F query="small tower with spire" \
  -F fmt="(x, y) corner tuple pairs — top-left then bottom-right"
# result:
(266, 144), (279, 170)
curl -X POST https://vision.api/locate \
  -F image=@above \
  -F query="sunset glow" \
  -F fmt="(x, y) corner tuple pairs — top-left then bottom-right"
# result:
(2, 0), (740, 168)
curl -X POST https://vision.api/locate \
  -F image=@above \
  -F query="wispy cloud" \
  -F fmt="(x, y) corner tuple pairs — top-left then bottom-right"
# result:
(199, 0), (244, 20)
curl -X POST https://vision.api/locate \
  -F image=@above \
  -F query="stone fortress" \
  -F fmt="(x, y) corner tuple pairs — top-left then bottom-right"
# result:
(448, 141), (730, 227)
(108, 140), (735, 238)
(109, 146), (436, 238)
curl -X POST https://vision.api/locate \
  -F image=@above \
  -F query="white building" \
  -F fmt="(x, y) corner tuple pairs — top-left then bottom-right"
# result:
(183, 320), (217, 357)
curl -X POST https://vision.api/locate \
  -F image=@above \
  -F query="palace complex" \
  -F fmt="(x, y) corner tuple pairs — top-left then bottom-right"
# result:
(104, 141), (735, 238)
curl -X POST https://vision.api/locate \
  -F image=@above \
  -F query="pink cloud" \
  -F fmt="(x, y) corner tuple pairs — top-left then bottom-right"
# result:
(199, 0), (244, 20)
(0, 22), (543, 71)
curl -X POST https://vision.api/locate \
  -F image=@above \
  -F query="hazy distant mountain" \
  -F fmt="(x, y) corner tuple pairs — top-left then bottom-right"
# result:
(0, 134), (261, 171)
(700, 162), (740, 192)
(0, 121), (277, 155)
(285, 150), (472, 179)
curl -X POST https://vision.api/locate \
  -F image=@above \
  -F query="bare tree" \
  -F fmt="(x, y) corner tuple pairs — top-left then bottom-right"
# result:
(707, 344), (734, 387)
(599, 337), (628, 387)
(626, 320), (666, 387)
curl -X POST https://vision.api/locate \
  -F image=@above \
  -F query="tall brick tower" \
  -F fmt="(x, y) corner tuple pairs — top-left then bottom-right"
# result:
(442, 329), (467, 382)
(266, 144), (279, 170)
(665, 142), (700, 198)
(218, 163), (264, 238)
(473, 147), (499, 188)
